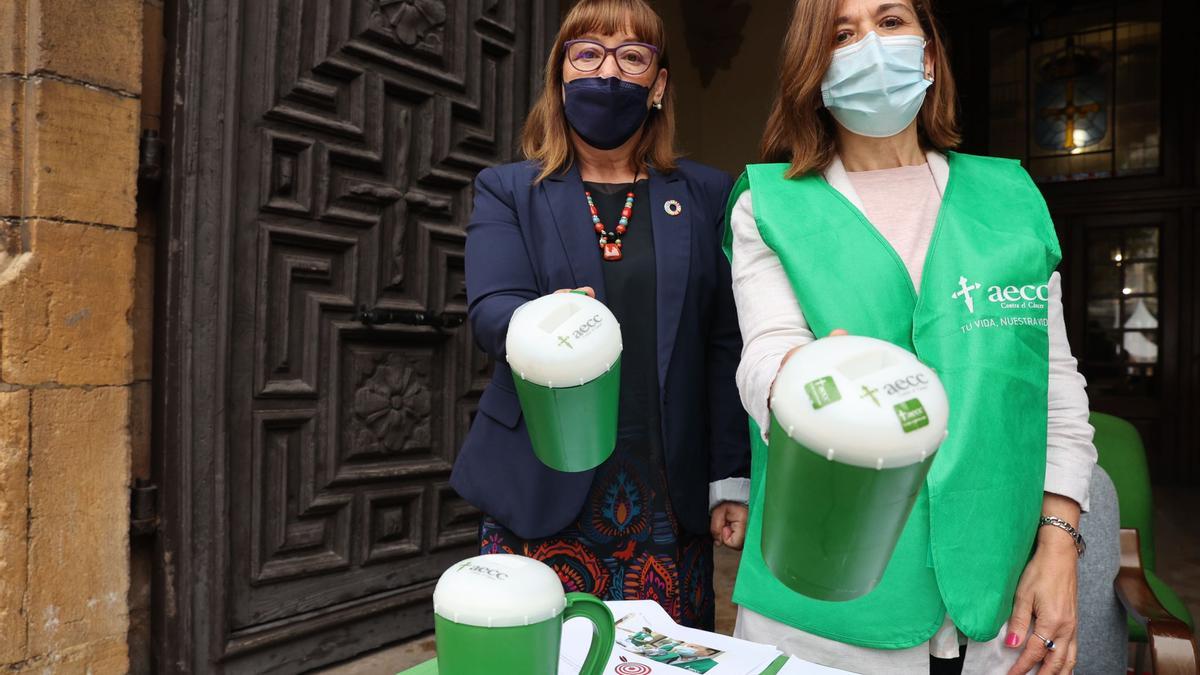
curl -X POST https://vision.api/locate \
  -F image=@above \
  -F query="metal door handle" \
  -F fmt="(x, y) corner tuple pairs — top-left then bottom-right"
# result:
(357, 305), (465, 330)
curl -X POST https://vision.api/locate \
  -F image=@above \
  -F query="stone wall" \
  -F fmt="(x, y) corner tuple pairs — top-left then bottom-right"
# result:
(0, 0), (143, 672)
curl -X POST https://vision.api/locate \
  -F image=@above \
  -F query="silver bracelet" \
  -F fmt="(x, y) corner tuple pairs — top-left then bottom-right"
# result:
(1039, 515), (1085, 558)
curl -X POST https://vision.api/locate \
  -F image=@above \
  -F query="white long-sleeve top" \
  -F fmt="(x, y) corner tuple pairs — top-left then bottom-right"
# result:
(728, 152), (1097, 670)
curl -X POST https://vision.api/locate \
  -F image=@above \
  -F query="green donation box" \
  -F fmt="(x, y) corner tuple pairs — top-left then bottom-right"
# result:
(506, 293), (622, 473)
(763, 335), (950, 601)
(433, 554), (615, 675)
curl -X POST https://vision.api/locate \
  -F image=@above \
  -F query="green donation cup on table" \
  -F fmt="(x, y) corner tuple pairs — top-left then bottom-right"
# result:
(506, 293), (622, 473)
(432, 554), (615, 675)
(763, 335), (950, 602)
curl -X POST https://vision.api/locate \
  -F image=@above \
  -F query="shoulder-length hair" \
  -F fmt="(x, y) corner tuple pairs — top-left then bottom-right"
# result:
(761, 0), (961, 177)
(522, 0), (678, 183)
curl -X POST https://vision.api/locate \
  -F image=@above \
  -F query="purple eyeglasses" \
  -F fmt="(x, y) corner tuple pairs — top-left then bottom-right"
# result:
(563, 39), (659, 76)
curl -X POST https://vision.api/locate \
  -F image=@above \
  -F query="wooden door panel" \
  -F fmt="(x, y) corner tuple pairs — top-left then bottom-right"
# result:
(159, 0), (553, 671)
(230, 0), (517, 653)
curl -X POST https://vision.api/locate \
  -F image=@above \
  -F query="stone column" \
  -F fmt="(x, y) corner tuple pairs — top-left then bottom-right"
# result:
(0, 0), (143, 672)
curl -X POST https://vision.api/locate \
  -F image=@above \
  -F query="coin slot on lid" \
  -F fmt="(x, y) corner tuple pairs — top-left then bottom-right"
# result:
(537, 302), (580, 334)
(836, 348), (901, 381)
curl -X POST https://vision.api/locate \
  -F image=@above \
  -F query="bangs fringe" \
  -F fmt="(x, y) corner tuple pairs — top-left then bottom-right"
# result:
(559, 0), (667, 55)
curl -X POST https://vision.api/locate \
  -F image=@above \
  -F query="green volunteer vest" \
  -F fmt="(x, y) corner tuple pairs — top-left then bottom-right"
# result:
(724, 152), (1060, 648)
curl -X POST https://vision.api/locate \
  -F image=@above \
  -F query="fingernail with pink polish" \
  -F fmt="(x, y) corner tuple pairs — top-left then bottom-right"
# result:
(1005, 632), (1020, 647)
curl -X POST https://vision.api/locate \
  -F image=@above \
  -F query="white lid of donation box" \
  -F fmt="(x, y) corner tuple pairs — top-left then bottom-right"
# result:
(505, 293), (622, 388)
(433, 554), (567, 628)
(770, 335), (950, 469)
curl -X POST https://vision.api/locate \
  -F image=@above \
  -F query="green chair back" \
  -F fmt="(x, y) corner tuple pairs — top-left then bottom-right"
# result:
(1089, 412), (1195, 635)
(1089, 412), (1156, 571)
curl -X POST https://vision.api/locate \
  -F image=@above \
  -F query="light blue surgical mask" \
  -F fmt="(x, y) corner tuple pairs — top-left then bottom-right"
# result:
(821, 32), (931, 138)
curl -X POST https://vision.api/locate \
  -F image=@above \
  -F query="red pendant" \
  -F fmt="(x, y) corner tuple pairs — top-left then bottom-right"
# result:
(602, 242), (623, 261)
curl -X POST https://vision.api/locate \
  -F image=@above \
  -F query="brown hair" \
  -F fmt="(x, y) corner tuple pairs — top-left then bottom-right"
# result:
(760, 0), (961, 177)
(522, 0), (678, 182)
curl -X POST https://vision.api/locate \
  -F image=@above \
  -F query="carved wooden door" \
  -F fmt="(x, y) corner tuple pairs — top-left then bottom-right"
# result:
(158, 1), (556, 672)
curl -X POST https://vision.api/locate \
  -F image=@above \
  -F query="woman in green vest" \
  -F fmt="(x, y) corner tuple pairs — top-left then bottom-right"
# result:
(722, 1), (1097, 674)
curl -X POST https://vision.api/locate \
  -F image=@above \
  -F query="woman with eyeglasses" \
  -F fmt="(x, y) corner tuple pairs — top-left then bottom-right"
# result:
(724, 0), (1096, 673)
(450, 0), (750, 628)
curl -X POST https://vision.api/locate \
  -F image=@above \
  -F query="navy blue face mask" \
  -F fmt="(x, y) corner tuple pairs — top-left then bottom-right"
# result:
(563, 77), (653, 150)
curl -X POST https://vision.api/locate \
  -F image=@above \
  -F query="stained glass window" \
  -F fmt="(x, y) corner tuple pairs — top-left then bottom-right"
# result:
(988, 0), (1161, 182)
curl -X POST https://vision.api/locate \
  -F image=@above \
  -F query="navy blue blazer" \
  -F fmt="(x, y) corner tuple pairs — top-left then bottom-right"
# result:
(450, 159), (750, 539)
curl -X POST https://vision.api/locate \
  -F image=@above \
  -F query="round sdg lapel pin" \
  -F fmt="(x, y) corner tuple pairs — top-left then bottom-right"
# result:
(663, 200), (682, 217)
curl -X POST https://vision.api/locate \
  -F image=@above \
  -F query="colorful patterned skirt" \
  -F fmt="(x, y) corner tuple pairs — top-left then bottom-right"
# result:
(479, 447), (715, 630)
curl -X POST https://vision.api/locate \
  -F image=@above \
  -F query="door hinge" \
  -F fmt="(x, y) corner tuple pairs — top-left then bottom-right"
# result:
(138, 128), (164, 186)
(130, 478), (159, 537)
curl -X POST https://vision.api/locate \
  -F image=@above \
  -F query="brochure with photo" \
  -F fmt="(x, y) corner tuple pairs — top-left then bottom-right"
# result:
(558, 600), (859, 675)
(558, 600), (780, 675)
(614, 610), (725, 673)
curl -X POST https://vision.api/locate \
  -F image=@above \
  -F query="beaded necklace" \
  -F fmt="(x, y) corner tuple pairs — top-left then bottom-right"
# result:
(585, 177), (638, 262)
